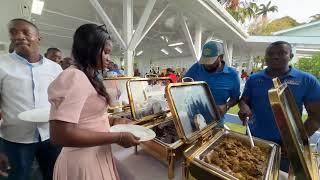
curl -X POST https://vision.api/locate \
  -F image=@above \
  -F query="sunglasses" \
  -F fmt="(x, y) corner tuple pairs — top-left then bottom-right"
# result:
(97, 24), (111, 39)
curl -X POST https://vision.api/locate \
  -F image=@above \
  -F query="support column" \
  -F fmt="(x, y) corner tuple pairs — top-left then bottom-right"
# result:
(291, 45), (298, 64)
(179, 14), (197, 61)
(227, 41), (233, 66)
(223, 40), (233, 66)
(248, 55), (254, 72)
(194, 23), (202, 60)
(123, 0), (134, 76)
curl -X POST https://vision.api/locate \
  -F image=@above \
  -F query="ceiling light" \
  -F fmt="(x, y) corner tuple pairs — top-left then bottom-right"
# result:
(168, 42), (184, 47)
(136, 50), (143, 56)
(31, 0), (44, 15)
(161, 36), (165, 40)
(174, 47), (183, 53)
(161, 49), (169, 55)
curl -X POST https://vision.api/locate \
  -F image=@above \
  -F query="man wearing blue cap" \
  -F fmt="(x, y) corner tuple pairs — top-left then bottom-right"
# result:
(184, 41), (240, 120)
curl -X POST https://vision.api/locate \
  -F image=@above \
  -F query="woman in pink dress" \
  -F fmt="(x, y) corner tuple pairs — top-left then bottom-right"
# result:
(48, 24), (140, 180)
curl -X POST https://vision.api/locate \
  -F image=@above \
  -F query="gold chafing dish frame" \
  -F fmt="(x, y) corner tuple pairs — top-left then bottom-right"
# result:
(126, 77), (187, 179)
(103, 77), (135, 115)
(268, 78), (319, 180)
(165, 81), (281, 180)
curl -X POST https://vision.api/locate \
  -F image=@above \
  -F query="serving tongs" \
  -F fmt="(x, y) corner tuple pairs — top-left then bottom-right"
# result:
(245, 117), (255, 148)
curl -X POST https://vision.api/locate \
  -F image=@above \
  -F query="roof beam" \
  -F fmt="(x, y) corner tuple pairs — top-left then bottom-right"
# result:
(88, 0), (127, 49)
(43, 9), (99, 24)
(128, 0), (157, 50)
(41, 32), (73, 39)
(194, 22), (202, 59)
(179, 14), (197, 61)
(131, 3), (169, 50)
(37, 22), (75, 31)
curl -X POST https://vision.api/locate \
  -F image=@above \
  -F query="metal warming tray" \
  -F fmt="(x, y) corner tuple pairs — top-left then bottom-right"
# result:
(165, 82), (281, 180)
(103, 77), (134, 118)
(126, 77), (187, 179)
(268, 78), (320, 180)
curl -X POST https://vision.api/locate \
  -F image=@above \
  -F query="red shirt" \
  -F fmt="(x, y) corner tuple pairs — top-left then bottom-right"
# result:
(168, 74), (177, 83)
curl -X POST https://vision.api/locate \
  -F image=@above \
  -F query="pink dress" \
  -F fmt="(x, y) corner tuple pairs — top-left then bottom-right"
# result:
(48, 68), (119, 180)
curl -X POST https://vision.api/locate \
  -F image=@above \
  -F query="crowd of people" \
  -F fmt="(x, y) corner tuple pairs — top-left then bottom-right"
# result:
(0, 17), (319, 180)
(42, 40), (124, 77)
(0, 19), (137, 180)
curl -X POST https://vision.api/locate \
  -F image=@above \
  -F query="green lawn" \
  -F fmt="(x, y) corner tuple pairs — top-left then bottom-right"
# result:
(225, 106), (308, 134)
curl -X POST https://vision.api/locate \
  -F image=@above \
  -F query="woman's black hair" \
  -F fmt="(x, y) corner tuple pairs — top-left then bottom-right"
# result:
(72, 24), (111, 104)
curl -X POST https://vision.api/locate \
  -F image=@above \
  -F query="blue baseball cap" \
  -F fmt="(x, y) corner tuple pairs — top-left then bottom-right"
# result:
(199, 41), (224, 64)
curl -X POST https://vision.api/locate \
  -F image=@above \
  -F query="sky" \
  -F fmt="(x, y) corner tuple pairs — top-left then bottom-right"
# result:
(256, 0), (320, 23)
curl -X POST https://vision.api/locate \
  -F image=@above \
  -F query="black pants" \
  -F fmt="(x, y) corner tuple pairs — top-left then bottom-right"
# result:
(1, 138), (61, 180)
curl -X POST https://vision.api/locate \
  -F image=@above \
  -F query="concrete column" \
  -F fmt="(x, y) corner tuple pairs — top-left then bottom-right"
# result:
(227, 41), (233, 66)
(123, 0), (134, 76)
(248, 55), (254, 72)
(291, 45), (298, 64)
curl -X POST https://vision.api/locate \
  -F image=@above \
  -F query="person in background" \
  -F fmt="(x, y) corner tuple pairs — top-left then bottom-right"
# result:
(0, 18), (62, 180)
(60, 57), (73, 70)
(45, 47), (62, 63)
(240, 69), (248, 81)
(48, 23), (139, 180)
(166, 68), (177, 83)
(134, 68), (141, 77)
(112, 64), (122, 75)
(238, 41), (320, 172)
(184, 40), (240, 119)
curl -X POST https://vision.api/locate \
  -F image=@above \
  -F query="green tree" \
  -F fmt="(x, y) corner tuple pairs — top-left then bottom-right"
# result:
(226, 1), (259, 24)
(249, 16), (299, 35)
(310, 14), (320, 22)
(263, 16), (299, 35)
(295, 54), (320, 80)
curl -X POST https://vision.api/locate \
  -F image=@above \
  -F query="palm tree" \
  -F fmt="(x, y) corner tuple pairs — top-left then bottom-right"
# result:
(227, 1), (259, 24)
(243, 2), (259, 20)
(256, 1), (278, 23)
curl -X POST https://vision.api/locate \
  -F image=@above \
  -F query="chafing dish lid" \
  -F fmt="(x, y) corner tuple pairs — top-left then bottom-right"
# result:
(103, 77), (134, 109)
(268, 78), (314, 179)
(165, 82), (221, 144)
(126, 77), (172, 121)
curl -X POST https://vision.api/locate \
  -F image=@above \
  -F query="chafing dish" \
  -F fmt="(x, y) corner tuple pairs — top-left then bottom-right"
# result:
(268, 78), (320, 180)
(165, 82), (281, 180)
(126, 77), (188, 179)
(103, 77), (134, 118)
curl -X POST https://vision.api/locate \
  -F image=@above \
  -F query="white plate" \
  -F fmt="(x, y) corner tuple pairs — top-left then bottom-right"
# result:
(18, 107), (50, 122)
(110, 124), (156, 142)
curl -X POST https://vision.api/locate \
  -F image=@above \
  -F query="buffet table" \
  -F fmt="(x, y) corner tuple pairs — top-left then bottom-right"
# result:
(112, 144), (289, 180)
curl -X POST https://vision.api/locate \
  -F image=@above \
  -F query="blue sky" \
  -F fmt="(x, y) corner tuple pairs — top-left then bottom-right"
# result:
(257, 0), (320, 23)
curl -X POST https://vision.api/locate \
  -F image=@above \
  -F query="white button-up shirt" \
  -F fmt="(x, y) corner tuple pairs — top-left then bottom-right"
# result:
(0, 52), (62, 143)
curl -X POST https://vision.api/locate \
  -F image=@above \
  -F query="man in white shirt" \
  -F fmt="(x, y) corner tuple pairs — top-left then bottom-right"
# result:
(0, 18), (62, 180)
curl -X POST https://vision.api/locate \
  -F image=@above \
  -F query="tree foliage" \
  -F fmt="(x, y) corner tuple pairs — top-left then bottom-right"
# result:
(294, 54), (320, 80)
(310, 14), (320, 23)
(249, 16), (299, 35)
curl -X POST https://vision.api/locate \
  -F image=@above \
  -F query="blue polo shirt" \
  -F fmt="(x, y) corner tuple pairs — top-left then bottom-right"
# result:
(242, 68), (320, 144)
(184, 62), (240, 105)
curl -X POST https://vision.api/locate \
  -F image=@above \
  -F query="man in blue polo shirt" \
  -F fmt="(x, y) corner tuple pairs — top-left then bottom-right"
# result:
(238, 41), (320, 171)
(184, 41), (240, 120)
